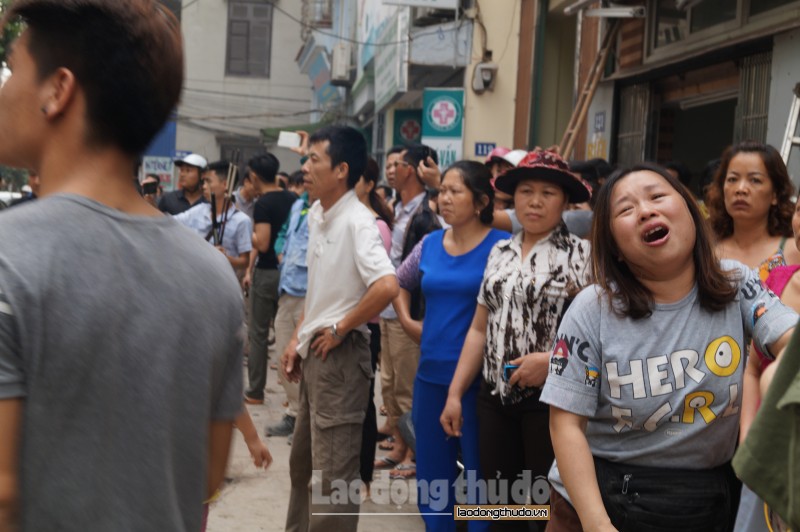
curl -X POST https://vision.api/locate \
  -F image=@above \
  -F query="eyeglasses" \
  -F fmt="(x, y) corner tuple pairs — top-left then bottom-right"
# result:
(387, 161), (411, 169)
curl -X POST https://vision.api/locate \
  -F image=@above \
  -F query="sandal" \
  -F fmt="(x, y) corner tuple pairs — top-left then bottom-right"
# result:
(379, 405), (388, 416)
(378, 436), (395, 451)
(389, 463), (416, 479)
(374, 456), (399, 469)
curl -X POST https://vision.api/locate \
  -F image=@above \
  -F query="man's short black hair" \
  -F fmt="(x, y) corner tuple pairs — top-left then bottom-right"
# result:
(5, 0), (184, 156)
(308, 126), (367, 189)
(248, 153), (280, 184)
(276, 171), (289, 190)
(569, 158), (613, 185)
(402, 143), (438, 176)
(205, 160), (231, 181)
(387, 145), (405, 156)
(288, 170), (304, 187)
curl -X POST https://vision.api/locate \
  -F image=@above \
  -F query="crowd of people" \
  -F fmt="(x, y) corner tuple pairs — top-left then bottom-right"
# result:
(0, 1), (799, 532)
(148, 127), (800, 532)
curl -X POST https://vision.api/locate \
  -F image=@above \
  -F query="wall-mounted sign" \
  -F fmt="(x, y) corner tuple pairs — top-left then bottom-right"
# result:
(475, 142), (496, 157)
(421, 88), (464, 168)
(375, 9), (410, 112)
(142, 157), (175, 191)
(393, 109), (423, 146)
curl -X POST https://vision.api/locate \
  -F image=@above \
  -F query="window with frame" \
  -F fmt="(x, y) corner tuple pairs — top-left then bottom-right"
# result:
(651, 0), (800, 52)
(226, 1), (273, 78)
(653, 0), (736, 48)
(309, 0), (332, 28)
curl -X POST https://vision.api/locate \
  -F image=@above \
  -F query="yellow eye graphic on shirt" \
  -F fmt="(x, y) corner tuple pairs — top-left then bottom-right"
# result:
(704, 336), (741, 377)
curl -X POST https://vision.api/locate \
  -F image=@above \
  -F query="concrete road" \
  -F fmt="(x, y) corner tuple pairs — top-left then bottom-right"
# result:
(207, 358), (425, 532)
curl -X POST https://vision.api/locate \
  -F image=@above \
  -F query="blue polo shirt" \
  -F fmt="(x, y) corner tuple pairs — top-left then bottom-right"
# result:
(278, 194), (310, 297)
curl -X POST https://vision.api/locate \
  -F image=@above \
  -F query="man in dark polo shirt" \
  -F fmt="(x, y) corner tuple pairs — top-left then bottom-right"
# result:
(243, 153), (297, 404)
(158, 153), (207, 215)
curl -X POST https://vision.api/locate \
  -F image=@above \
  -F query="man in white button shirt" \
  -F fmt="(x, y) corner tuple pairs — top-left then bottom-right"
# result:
(282, 125), (398, 532)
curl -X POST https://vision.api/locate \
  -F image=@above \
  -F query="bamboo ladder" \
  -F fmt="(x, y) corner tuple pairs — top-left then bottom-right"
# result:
(559, 19), (621, 158)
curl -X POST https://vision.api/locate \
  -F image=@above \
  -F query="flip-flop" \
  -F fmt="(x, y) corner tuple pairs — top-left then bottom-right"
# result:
(376, 431), (392, 442)
(389, 463), (416, 479)
(379, 405), (388, 416)
(374, 456), (399, 469)
(378, 436), (395, 451)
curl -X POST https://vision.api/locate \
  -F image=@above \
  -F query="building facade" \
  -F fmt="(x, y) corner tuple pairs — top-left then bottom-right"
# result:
(146, 0), (313, 189)
(295, 0), (531, 169)
(565, 0), (800, 190)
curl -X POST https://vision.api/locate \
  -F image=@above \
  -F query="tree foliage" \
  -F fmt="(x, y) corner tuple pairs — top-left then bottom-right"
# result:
(0, 1), (24, 190)
(0, 0), (22, 64)
(1, 166), (27, 191)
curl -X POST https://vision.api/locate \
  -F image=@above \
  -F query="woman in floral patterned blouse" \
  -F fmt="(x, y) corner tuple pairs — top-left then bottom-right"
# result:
(441, 150), (592, 531)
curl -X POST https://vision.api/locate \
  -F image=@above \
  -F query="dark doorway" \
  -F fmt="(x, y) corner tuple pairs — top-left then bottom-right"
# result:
(657, 98), (736, 197)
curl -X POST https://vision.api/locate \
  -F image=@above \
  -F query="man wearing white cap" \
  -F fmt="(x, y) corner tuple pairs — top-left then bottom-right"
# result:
(158, 153), (208, 215)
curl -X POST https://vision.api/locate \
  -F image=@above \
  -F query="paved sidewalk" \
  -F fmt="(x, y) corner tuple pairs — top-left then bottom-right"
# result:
(207, 354), (425, 532)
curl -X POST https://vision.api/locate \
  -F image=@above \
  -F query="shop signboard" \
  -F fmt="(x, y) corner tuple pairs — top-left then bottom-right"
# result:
(421, 88), (464, 168)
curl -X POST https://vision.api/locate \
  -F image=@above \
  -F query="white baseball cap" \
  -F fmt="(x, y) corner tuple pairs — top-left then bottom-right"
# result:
(501, 149), (527, 167)
(174, 153), (208, 169)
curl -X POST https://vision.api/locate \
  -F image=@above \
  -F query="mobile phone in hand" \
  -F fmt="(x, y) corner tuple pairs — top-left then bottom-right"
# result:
(277, 131), (302, 149)
(503, 364), (518, 382)
(142, 181), (159, 195)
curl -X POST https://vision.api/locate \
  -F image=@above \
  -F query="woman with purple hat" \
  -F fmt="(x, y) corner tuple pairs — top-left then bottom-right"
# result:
(441, 149), (592, 531)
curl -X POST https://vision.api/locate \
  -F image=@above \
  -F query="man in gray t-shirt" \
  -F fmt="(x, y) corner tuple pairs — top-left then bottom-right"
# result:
(0, 199), (244, 530)
(0, 3), (243, 530)
(541, 261), (797, 501)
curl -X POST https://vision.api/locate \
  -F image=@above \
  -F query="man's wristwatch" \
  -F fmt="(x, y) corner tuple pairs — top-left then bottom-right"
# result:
(330, 322), (346, 341)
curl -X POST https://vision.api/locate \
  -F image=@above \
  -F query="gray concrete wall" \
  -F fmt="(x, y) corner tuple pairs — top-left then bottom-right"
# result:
(767, 27), (800, 185)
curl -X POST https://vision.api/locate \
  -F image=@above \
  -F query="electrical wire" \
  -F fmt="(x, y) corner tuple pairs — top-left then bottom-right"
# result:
(182, 87), (310, 103)
(474, 0), (488, 59)
(176, 109), (320, 122)
(271, 2), (462, 47)
(496, 0), (520, 64)
(180, 2), (464, 48)
(185, 77), (310, 88)
(179, 95), (308, 114)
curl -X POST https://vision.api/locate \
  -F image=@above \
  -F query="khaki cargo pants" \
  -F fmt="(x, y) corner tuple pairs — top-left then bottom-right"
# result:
(285, 331), (372, 532)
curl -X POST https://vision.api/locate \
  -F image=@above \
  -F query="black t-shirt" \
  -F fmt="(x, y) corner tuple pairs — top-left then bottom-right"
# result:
(253, 190), (297, 270)
(158, 190), (205, 215)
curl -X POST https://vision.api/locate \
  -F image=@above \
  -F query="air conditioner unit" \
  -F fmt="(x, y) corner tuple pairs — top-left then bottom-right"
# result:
(412, 7), (455, 27)
(330, 42), (352, 87)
